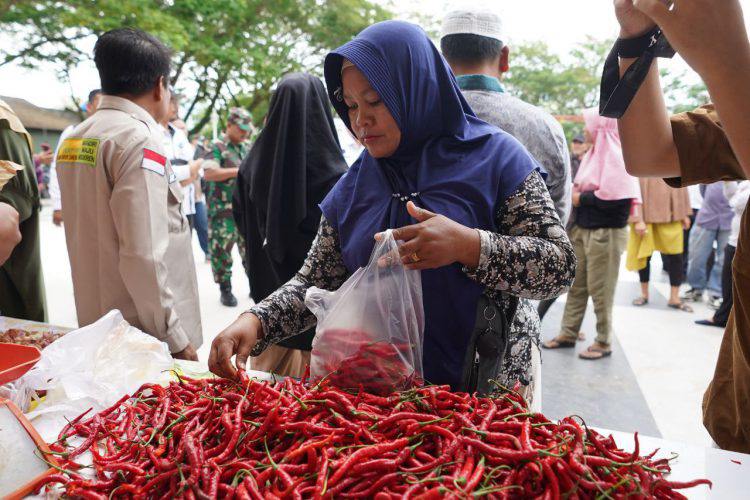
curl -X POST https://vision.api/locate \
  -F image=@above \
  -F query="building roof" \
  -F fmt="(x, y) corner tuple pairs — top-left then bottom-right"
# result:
(0, 95), (79, 132)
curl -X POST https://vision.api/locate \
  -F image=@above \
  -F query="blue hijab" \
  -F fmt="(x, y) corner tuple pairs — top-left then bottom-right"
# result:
(321, 21), (540, 388)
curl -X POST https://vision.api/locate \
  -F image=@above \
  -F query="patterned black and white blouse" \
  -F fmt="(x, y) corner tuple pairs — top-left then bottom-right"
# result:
(247, 171), (575, 400)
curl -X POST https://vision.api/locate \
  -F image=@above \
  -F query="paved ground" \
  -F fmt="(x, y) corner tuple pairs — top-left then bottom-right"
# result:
(38, 202), (723, 447)
(540, 260), (723, 448)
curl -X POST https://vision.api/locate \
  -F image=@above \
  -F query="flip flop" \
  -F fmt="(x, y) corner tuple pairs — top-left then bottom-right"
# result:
(542, 338), (577, 349)
(668, 302), (693, 313)
(579, 345), (612, 360)
(632, 296), (648, 306)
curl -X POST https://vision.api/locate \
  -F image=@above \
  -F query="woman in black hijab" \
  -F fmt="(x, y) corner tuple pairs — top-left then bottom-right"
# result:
(233, 72), (348, 377)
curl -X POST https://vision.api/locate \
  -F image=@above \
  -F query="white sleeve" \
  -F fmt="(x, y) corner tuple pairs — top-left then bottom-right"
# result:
(723, 181), (739, 202)
(173, 128), (195, 164)
(49, 163), (61, 210)
(731, 182), (750, 214)
(170, 163), (192, 182)
(50, 125), (74, 211)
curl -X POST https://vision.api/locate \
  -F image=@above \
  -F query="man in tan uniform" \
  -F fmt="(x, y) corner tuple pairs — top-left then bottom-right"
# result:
(56, 28), (201, 359)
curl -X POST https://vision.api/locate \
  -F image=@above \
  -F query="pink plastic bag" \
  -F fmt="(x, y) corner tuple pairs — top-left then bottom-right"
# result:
(305, 230), (424, 393)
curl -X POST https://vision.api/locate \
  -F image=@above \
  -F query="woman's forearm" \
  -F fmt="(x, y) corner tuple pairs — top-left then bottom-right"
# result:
(247, 217), (350, 355)
(617, 58), (681, 179)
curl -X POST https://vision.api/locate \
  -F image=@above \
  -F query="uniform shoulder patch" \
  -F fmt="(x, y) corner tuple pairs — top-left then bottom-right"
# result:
(142, 148), (167, 176)
(56, 138), (100, 167)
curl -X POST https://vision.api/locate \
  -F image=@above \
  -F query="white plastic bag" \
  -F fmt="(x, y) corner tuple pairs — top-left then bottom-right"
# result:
(11, 310), (173, 442)
(305, 230), (424, 393)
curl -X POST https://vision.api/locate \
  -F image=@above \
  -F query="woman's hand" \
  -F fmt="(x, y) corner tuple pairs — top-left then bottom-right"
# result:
(376, 201), (480, 271)
(634, 221), (648, 236)
(615, 0), (659, 38)
(208, 312), (262, 379)
(682, 216), (692, 230)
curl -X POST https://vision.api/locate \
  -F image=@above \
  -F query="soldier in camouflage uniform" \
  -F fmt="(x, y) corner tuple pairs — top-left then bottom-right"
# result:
(203, 108), (252, 306)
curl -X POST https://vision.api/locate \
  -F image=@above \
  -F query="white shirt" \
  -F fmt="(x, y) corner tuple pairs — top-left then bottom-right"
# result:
(49, 124), (76, 211)
(161, 123), (196, 215)
(688, 184), (703, 210)
(723, 181), (750, 247)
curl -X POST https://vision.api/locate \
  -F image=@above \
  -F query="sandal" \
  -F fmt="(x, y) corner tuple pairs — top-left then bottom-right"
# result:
(542, 337), (577, 349)
(579, 344), (612, 360)
(668, 301), (693, 313)
(632, 296), (648, 306)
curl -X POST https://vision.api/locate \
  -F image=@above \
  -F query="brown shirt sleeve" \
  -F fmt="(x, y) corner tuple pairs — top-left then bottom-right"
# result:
(664, 104), (746, 188)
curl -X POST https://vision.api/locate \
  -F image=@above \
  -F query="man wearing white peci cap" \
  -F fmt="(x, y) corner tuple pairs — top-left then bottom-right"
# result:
(441, 10), (571, 228)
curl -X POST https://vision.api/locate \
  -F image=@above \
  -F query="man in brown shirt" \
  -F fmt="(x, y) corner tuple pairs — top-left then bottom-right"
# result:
(613, 0), (750, 452)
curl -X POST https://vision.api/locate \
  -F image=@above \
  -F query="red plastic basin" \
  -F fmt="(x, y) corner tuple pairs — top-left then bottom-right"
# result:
(0, 343), (41, 385)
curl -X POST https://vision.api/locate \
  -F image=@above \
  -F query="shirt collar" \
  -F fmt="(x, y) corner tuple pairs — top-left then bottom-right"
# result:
(98, 95), (158, 126)
(455, 74), (505, 93)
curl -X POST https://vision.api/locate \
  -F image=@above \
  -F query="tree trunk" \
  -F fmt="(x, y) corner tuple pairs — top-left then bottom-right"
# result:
(189, 75), (226, 136)
(171, 54), (188, 87)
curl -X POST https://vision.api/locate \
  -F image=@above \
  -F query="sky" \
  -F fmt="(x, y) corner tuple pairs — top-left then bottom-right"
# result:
(2, 0), (749, 110)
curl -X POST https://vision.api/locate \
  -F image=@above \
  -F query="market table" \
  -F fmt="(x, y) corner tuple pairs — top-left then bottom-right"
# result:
(8, 357), (749, 498)
(175, 360), (750, 499)
(600, 429), (748, 499)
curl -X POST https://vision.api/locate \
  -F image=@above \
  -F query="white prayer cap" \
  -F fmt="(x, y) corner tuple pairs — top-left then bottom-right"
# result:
(440, 10), (504, 43)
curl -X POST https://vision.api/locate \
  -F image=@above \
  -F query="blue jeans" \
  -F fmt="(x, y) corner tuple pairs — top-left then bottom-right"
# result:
(686, 224), (729, 296)
(193, 200), (209, 256)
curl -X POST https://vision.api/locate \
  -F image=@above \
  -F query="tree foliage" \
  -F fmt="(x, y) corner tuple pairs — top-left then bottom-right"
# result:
(505, 38), (610, 117)
(504, 37), (710, 141)
(0, 0), (391, 134)
(1, 2), (713, 139)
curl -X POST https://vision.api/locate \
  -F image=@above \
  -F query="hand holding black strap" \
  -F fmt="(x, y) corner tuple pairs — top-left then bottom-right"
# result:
(600, 27), (676, 119)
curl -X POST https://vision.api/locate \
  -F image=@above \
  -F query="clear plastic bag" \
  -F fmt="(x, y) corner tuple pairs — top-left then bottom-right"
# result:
(6, 310), (173, 442)
(305, 230), (424, 394)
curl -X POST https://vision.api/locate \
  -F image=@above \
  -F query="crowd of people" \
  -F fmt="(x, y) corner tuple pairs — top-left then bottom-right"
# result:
(1, 0), (749, 452)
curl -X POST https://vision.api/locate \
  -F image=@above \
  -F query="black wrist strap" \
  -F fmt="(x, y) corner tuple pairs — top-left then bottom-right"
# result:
(599, 28), (675, 119)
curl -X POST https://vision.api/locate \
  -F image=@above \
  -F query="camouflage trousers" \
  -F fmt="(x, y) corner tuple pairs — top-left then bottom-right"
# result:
(208, 213), (247, 284)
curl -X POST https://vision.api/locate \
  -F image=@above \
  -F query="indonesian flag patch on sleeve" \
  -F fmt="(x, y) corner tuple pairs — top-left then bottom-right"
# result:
(141, 148), (167, 176)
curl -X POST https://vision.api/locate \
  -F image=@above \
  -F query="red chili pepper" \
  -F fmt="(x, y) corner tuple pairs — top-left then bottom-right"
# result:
(40, 374), (713, 498)
(655, 478), (713, 490)
(312, 452), (329, 500)
(460, 436), (538, 460)
(328, 438), (409, 486)
(213, 397), (244, 462)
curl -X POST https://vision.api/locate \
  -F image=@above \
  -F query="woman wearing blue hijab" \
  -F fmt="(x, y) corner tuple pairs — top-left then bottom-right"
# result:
(210, 21), (575, 401)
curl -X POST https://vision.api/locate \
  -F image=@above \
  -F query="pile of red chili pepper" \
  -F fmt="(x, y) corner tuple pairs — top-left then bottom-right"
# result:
(36, 371), (711, 499)
(312, 329), (420, 394)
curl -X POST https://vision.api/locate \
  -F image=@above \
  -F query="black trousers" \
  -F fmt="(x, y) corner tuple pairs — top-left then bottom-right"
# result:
(713, 244), (736, 327)
(638, 253), (684, 287)
(683, 209), (698, 276)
